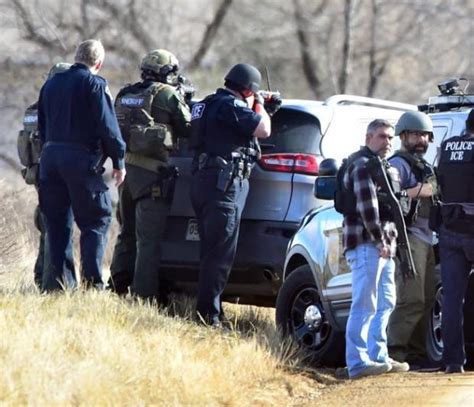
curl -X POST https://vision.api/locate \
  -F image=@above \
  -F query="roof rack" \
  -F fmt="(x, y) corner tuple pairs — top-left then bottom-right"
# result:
(418, 94), (474, 113)
(324, 94), (417, 112)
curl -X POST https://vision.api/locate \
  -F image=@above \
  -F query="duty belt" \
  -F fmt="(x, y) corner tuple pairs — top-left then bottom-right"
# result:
(195, 152), (254, 179)
(125, 152), (167, 173)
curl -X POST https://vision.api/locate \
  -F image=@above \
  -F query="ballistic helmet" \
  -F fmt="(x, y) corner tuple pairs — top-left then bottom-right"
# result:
(395, 111), (433, 140)
(140, 49), (179, 76)
(47, 62), (72, 80)
(224, 63), (261, 93)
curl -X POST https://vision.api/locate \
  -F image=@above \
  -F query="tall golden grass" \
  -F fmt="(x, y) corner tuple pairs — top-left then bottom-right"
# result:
(0, 180), (335, 405)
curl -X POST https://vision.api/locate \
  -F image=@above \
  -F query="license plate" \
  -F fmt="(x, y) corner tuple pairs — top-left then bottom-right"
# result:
(186, 218), (200, 241)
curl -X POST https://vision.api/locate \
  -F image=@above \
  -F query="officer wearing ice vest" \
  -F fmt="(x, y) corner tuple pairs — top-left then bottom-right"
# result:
(18, 62), (76, 289)
(38, 39), (126, 291)
(436, 109), (474, 374)
(108, 49), (191, 302)
(189, 63), (280, 327)
(387, 111), (438, 370)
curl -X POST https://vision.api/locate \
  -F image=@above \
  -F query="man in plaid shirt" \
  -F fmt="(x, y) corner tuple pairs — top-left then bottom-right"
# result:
(341, 119), (410, 379)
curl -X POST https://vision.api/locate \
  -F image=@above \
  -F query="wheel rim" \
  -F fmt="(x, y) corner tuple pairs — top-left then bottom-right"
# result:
(290, 286), (331, 350)
(428, 286), (444, 360)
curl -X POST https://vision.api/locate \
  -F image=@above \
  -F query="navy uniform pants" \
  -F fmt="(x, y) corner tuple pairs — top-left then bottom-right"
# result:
(439, 225), (474, 367)
(190, 168), (249, 325)
(109, 166), (170, 301)
(39, 145), (112, 291)
(33, 205), (76, 290)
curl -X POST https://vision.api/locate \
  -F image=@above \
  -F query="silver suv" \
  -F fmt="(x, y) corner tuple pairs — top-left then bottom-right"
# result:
(160, 95), (415, 306)
(276, 89), (474, 366)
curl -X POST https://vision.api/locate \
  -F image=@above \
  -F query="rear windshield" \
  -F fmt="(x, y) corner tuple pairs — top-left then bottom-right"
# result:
(261, 108), (322, 155)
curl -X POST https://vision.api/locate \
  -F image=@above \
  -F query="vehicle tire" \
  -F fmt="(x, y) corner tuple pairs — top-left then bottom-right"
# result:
(426, 280), (474, 366)
(426, 285), (444, 364)
(275, 264), (345, 367)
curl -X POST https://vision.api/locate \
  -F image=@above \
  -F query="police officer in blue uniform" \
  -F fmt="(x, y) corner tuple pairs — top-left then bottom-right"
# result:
(189, 63), (280, 326)
(38, 39), (126, 291)
(436, 109), (474, 374)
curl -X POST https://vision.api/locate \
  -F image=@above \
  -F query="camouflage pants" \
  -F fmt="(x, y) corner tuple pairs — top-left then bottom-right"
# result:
(388, 232), (437, 362)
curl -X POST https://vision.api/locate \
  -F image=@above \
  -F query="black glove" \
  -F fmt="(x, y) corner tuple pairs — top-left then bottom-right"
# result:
(264, 94), (282, 116)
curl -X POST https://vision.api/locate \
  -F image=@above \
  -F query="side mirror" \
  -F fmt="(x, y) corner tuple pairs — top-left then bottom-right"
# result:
(318, 158), (338, 176)
(314, 176), (336, 200)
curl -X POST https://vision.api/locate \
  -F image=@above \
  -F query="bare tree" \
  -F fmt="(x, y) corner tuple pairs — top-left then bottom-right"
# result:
(187, 0), (233, 71)
(338, 0), (357, 93)
(292, 0), (328, 98)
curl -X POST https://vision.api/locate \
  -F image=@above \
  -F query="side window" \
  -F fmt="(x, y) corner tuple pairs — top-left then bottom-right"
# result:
(427, 124), (450, 165)
(264, 109), (322, 155)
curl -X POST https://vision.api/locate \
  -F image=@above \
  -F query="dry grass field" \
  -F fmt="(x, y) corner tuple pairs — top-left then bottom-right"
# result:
(0, 179), (336, 405)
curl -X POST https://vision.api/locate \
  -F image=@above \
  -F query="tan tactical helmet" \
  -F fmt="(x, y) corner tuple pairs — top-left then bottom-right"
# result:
(140, 49), (179, 76)
(395, 111), (434, 141)
(47, 62), (72, 80)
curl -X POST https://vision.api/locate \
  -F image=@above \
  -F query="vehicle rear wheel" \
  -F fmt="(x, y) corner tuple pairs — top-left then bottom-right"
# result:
(426, 285), (444, 364)
(275, 264), (345, 367)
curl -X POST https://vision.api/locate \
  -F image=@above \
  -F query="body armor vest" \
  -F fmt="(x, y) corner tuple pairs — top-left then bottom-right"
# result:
(437, 134), (474, 203)
(391, 150), (435, 223)
(335, 147), (404, 220)
(115, 82), (174, 162)
(17, 103), (42, 184)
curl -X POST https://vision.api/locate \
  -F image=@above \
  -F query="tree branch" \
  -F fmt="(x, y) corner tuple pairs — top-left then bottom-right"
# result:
(187, 0), (234, 71)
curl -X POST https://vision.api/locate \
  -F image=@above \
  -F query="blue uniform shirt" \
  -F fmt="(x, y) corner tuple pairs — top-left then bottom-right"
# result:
(389, 155), (433, 244)
(192, 88), (261, 156)
(38, 63), (125, 169)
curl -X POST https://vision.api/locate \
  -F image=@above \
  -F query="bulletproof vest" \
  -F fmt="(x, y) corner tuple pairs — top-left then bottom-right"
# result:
(391, 150), (435, 221)
(17, 103), (42, 184)
(334, 147), (372, 215)
(335, 147), (401, 221)
(190, 90), (255, 157)
(437, 134), (474, 203)
(115, 82), (174, 161)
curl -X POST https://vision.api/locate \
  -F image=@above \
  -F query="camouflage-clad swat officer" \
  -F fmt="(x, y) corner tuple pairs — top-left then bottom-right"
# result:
(189, 63), (280, 326)
(387, 111), (437, 369)
(18, 62), (76, 289)
(436, 109), (474, 374)
(108, 49), (191, 302)
(38, 39), (126, 291)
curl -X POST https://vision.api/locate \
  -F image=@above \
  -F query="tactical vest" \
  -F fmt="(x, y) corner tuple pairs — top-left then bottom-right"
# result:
(115, 82), (174, 162)
(391, 150), (435, 223)
(335, 147), (405, 221)
(437, 135), (474, 203)
(17, 103), (42, 185)
(190, 90), (257, 156)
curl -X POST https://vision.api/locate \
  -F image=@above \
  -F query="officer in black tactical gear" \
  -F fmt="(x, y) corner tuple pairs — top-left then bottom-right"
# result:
(18, 62), (76, 289)
(436, 109), (474, 374)
(387, 111), (438, 370)
(108, 49), (191, 302)
(189, 63), (281, 327)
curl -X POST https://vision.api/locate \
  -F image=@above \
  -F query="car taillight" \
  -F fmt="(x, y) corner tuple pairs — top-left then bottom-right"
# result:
(258, 153), (319, 175)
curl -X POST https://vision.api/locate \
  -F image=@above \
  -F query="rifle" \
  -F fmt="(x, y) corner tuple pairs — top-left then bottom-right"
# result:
(366, 156), (416, 280)
(176, 74), (195, 106)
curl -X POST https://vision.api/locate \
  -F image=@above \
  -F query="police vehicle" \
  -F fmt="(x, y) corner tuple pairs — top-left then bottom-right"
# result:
(276, 79), (474, 366)
(161, 95), (415, 306)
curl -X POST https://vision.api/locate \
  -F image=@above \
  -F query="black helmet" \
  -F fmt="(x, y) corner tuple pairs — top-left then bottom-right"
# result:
(224, 63), (261, 93)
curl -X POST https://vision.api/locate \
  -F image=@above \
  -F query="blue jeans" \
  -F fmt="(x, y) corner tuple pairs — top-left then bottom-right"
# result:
(439, 226), (474, 366)
(345, 243), (396, 377)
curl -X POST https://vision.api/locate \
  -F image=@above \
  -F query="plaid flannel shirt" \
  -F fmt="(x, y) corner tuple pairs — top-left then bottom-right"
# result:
(342, 153), (398, 256)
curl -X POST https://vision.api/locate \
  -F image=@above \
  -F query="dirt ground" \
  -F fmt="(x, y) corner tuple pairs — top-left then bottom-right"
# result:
(298, 369), (474, 406)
